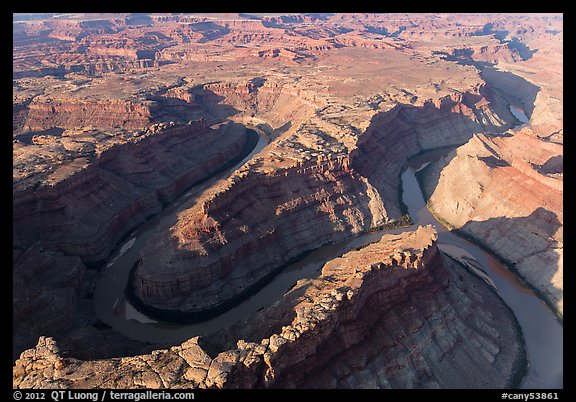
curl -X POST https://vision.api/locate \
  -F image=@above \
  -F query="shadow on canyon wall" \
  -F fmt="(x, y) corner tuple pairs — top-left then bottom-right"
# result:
(534, 155), (563, 175)
(435, 51), (541, 121)
(507, 37), (538, 61)
(475, 62), (540, 119)
(472, 23), (538, 61)
(459, 207), (562, 311)
(350, 80), (533, 220)
(420, 150), (562, 315)
(12, 62), (547, 365)
(149, 87), (241, 125)
(12, 89), (245, 361)
(190, 87), (241, 124)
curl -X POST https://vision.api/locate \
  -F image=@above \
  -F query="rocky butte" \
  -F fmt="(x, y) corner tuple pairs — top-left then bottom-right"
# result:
(13, 12), (562, 389)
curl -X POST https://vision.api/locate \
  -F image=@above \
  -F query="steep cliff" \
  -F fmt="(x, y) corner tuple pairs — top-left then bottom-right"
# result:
(13, 248), (86, 361)
(128, 84), (515, 321)
(418, 129), (563, 315)
(13, 226), (524, 389)
(129, 152), (388, 318)
(24, 97), (155, 131)
(350, 88), (514, 219)
(13, 121), (254, 263)
(13, 121), (258, 359)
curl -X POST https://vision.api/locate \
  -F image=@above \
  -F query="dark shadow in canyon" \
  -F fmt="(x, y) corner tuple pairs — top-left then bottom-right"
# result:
(12, 91), (248, 361)
(476, 63), (540, 119)
(458, 207), (562, 313)
(12, 62), (545, 365)
(533, 155), (563, 175)
(189, 87), (241, 124)
(191, 21), (231, 43)
(470, 23), (538, 60)
(417, 150), (562, 315)
(350, 84), (528, 221)
(50, 327), (164, 361)
(472, 22), (509, 41)
(507, 37), (538, 61)
(13, 127), (64, 145)
(149, 85), (241, 125)
(433, 53), (541, 120)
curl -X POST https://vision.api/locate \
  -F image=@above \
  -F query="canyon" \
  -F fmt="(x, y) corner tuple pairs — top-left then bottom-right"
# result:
(13, 226), (525, 389)
(13, 13), (562, 390)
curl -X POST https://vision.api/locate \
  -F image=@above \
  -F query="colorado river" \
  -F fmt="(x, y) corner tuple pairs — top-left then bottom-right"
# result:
(94, 109), (561, 388)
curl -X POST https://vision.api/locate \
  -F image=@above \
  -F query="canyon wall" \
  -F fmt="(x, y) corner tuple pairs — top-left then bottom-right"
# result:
(13, 120), (257, 357)
(13, 226), (524, 389)
(13, 120), (253, 262)
(350, 88), (514, 219)
(419, 129), (563, 315)
(13, 248), (86, 361)
(24, 97), (156, 131)
(130, 152), (388, 317)
(201, 80), (322, 138)
(128, 84), (516, 321)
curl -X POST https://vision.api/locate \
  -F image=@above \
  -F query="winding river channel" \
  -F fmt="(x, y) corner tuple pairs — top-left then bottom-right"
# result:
(94, 111), (562, 389)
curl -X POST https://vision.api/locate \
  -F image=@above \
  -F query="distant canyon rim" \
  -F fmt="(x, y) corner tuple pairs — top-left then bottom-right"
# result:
(13, 12), (562, 389)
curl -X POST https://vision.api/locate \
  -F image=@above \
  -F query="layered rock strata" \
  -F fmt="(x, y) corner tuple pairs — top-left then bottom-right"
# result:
(129, 85), (515, 320)
(24, 97), (156, 131)
(13, 121), (257, 357)
(350, 88), (514, 218)
(130, 153), (388, 317)
(13, 120), (254, 262)
(13, 226), (524, 389)
(419, 129), (563, 315)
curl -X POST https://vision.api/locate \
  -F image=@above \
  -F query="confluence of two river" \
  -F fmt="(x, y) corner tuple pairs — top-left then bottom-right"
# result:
(94, 112), (562, 388)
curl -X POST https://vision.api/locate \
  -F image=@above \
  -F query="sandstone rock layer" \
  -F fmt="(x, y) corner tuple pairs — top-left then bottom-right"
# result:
(419, 129), (563, 315)
(13, 226), (524, 389)
(13, 120), (258, 357)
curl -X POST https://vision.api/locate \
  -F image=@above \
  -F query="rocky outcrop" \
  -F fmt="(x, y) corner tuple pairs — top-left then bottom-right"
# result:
(13, 121), (258, 360)
(128, 83), (517, 321)
(129, 152), (388, 318)
(449, 43), (523, 64)
(14, 226), (525, 389)
(418, 129), (563, 315)
(24, 97), (155, 131)
(201, 80), (323, 132)
(12, 12), (560, 390)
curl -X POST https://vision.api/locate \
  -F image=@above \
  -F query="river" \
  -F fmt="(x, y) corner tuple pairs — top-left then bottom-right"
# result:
(94, 108), (561, 388)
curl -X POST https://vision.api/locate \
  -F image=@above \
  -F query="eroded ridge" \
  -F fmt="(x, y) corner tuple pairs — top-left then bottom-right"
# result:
(13, 12), (561, 387)
(128, 82), (514, 319)
(14, 226), (524, 389)
(13, 120), (256, 356)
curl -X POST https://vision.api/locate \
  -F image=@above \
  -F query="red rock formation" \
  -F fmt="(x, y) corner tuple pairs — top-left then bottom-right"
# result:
(448, 43), (522, 64)
(12, 120), (258, 362)
(130, 152), (388, 316)
(12, 12), (560, 389)
(128, 82), (517, 320)
(13, 226), (524, 389)
(200, 80), (322, 133)
(419, 129), (563, 315)
(24, 97), (155, 131)
(13, 120), (253, 263)
(351, 88), (514, 219)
